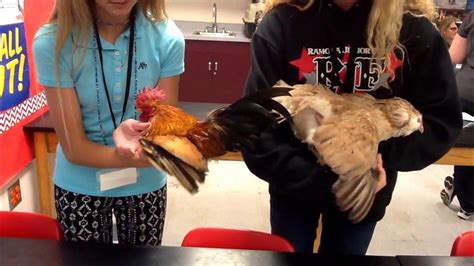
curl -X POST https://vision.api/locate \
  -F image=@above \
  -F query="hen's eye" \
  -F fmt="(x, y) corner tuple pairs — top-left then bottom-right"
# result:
(392, 113), (402, 118)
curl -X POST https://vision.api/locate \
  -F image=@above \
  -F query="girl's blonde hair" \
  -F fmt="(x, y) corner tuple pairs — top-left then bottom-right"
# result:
(404, 0), (438, 22)
(264, 0), (413, 72)
(47, 0), (166, 76)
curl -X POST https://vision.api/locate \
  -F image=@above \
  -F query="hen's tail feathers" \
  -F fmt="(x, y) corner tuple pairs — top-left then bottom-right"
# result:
(206, 87), (294, 152)
(332, 169), (378, 223)
(139, 138), (205, 194)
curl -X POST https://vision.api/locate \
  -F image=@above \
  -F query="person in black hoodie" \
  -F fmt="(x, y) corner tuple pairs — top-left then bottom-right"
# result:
(243, 0), (462, 254)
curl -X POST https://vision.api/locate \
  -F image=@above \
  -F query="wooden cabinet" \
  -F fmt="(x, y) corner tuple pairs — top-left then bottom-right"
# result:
(179, 40), (251, 103)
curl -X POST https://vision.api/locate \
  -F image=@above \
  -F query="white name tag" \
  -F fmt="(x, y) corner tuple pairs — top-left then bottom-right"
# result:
(98, 168), (138, 191)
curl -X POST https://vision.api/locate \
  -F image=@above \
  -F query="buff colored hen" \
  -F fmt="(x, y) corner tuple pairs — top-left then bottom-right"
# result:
(273, 81), (424, 223)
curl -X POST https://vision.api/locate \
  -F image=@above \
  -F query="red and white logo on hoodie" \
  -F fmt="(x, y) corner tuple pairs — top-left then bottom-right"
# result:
(290, 46), (403, 94)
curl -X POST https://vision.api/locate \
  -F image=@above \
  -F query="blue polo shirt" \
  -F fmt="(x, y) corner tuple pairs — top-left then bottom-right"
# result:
(32, 11), (185, 197)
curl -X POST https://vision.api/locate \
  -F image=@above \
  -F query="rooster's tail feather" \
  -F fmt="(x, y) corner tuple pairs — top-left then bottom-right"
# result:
(140, 138), (205, 194)
(205, 87), (294, 152)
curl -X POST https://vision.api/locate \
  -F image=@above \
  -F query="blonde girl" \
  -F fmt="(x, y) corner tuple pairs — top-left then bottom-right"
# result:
(33, 0), (184, 244)
(243, 0), (462, 254)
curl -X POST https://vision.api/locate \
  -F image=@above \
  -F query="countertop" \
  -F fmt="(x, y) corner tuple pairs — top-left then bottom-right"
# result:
(24, 108), (474, 149)
(24, 102), (228, 132)
(175, 20), (251, 43)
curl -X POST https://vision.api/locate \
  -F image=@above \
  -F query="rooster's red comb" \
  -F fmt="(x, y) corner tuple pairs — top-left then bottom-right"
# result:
(136, 86), (167, 106)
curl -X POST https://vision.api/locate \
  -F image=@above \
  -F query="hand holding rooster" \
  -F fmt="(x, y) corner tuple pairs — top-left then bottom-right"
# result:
(112, 119), (153, 168)
(113, 119), (150, 157)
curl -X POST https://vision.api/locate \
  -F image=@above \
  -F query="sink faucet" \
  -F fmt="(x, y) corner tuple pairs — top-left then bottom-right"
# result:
(204, 3), (226, 33)
(205, 3), (218, 33)
(211, 3), (218, 32)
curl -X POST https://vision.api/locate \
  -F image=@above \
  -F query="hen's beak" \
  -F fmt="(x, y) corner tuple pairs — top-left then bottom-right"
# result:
(419, 122), (424, 134)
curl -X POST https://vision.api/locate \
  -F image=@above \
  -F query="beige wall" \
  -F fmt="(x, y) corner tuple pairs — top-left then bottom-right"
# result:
(166, 0), (249, 23)
(0, 161), (40, 213)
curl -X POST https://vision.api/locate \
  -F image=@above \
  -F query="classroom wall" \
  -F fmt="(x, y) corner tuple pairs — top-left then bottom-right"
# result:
(0, 162), (39, 212)
(166, 0), (249, 23)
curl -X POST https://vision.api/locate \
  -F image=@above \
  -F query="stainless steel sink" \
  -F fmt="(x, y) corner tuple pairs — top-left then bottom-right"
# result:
(193, 30), (237, 38)
(192, 3), (237, 38)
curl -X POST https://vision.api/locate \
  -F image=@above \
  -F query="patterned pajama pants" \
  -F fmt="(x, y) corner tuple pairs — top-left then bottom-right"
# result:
(54, 185), (167, 245)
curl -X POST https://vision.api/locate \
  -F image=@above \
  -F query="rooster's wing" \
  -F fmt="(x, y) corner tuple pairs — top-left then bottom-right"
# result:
(140, 105), (206, 193)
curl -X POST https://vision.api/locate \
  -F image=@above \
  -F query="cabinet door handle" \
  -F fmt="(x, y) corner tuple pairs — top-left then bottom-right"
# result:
(208, 62), (212, 72)
(214, 62), (218, 72)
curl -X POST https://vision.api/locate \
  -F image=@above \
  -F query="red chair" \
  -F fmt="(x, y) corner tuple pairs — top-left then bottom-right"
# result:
(0, 211), (61, 240)
(182, 227), (295, 252)
(451, 231), (474, 256)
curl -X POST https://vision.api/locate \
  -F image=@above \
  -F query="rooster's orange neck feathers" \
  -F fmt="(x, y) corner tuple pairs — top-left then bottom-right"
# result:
(136, 87), (166, 122)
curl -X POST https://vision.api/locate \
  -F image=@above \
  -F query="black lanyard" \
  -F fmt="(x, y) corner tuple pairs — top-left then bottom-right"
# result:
(321, 2), (367, 93)
(93, 17), (135, 129)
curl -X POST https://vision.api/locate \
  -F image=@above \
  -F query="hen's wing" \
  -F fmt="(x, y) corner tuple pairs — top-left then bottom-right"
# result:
(310, 109), (380, 223)
(332, 168), (378, 223)
(312, 109), (379, 179)
(275, 83), (382, 223)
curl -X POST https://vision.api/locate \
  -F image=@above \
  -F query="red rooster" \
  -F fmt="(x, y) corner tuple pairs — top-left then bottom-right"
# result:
(136, 87), (291, 193)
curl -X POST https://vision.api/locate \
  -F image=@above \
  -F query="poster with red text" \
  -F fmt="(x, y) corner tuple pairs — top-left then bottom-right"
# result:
(0, 0), (50, 188)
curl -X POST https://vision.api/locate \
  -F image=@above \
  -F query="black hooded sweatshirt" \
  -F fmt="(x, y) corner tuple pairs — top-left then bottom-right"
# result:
(243, 1), (463, 223)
